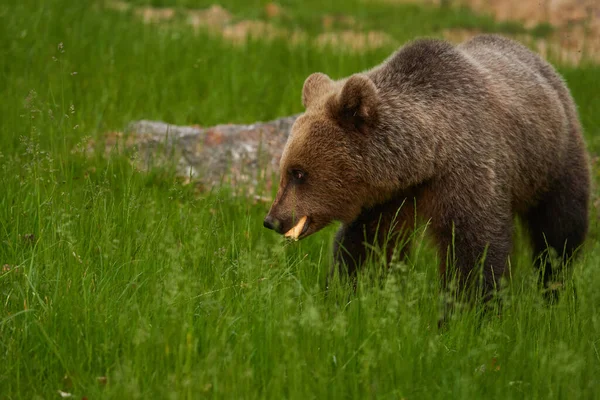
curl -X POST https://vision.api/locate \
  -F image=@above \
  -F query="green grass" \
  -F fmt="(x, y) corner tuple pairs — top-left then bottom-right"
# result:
(1, 0), (599, 398)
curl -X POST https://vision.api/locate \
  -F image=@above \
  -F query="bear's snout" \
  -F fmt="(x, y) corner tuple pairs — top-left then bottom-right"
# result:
(263, 214), (283, 233)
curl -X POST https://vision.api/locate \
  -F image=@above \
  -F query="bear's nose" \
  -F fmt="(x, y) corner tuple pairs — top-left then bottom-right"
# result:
(263, 215), (282, 233)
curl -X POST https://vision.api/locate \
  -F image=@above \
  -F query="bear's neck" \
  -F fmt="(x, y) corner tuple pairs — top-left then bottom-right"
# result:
(361, 98), (440, 199)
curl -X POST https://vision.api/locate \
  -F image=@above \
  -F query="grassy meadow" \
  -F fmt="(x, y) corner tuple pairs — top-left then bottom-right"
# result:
(1, 0), (599, 398)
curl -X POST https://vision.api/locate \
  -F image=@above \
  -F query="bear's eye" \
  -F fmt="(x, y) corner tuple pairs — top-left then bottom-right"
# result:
(290, 169), (307, 184)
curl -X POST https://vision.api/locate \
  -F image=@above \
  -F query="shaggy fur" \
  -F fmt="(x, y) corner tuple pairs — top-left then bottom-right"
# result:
(264, 34), (590, 299)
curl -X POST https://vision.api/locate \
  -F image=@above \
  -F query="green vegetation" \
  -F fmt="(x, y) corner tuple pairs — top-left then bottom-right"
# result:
(1, 0), (599, 398)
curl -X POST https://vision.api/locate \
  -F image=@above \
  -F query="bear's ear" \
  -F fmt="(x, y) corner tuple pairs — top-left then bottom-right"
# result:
(329, 74), (379, 132)
(302, 73), (334, 109)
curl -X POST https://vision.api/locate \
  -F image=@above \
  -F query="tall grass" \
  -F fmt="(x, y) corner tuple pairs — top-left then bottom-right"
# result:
(0, 0), (599, 398)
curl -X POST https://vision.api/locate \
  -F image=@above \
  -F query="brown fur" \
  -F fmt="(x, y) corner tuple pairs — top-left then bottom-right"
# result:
(264, 34), (590, 300)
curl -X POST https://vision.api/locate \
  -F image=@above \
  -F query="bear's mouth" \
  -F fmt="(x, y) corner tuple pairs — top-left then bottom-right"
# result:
(284, 216), (310, 241)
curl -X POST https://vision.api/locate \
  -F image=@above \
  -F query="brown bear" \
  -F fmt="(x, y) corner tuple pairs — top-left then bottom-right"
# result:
(263, 34), (590, 300)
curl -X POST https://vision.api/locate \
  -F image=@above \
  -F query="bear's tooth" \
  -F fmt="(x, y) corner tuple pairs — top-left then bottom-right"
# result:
(284, 216), (308, 240)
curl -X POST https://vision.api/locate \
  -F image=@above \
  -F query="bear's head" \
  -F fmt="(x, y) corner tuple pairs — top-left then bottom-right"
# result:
(263, 72), (383, 239)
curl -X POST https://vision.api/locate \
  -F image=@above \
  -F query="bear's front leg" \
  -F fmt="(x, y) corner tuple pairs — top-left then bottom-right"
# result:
(332, 221), (373, 278)
(330, 198), (414, 282)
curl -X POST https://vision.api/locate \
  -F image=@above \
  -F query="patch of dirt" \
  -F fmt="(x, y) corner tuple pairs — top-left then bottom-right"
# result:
(322, 14), (359, 30)
(265, 2), (284, 19)
(443, 24), (598, 65)
(222, 20), (289, 43)
(134, 6), (176, 23)
(187, 5), (232, 30)
(105, 0), (130, 12)
(461, 0), (600, 64)
(365, 0), (599, 28)
(317, 30), (397, 51)
(443, 27), (597, 65)
(366, 0), (600, 64)
(458, 0), (598, 30)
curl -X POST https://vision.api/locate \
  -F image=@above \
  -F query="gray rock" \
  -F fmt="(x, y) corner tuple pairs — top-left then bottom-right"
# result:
(102, 115), (299, 196)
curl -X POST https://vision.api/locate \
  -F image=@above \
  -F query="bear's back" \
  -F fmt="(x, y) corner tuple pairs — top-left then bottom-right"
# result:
(370, 35), (570, 122)
(457, 35), (582, 204)
(368, 34), (582, 209)
(457, 35), (573, 120)
(369, 37), (488, 102)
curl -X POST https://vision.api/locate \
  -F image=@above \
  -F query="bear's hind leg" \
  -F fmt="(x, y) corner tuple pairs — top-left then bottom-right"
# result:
(525, 166), (589, 298)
